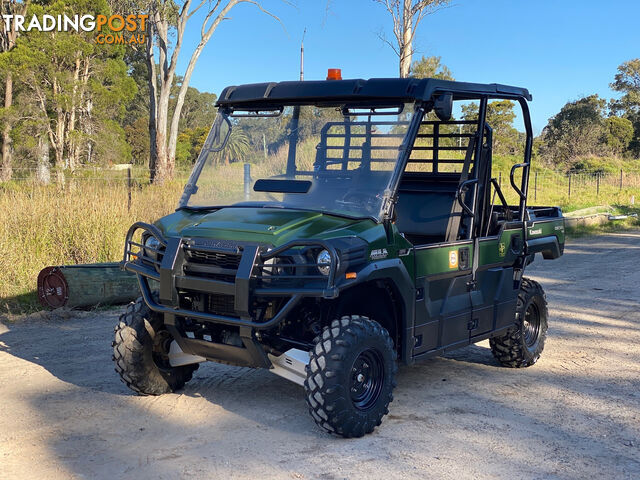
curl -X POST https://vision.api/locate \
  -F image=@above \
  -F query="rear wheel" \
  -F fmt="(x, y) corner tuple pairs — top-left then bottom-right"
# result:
(304, 315), (397, 438)
(113, 297), (198, 395)
(490, 278), (548, 368)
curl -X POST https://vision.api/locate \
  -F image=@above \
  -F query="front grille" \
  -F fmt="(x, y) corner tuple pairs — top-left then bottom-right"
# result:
(186, 249), (241, 269)
(183, 245), (241, 282)
(208, 294), (236, 316)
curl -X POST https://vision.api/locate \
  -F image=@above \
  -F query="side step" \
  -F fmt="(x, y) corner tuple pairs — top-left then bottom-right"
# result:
(267, 349), (310, 386)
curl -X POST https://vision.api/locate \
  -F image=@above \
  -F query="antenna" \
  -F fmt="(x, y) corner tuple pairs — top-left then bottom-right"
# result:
(300, 28), (306, 81)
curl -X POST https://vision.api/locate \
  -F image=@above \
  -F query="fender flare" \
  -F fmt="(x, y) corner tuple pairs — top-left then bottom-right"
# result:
(337, 258), (416, 364)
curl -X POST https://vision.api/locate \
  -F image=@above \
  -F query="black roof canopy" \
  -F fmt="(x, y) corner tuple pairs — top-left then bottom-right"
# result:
(216, 77), (532, 109)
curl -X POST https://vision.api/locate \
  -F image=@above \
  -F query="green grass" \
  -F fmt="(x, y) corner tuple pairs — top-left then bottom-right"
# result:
(564, 205), (640, 239)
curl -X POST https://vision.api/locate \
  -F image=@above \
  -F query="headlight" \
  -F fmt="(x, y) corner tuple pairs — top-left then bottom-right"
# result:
(316, 249), (332, 276)
(144, 235), (161, 260)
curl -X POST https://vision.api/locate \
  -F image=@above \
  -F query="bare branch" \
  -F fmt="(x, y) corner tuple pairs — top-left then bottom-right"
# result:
(243, 0), (288, 35)
(373, 0), (452, 77)
(187, 0), (209, 20)
(200, 0), (223, 38)
(376, 31), (400, 57)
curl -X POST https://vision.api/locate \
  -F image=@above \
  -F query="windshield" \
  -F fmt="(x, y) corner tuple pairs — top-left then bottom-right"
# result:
(181, 103), (416, 220)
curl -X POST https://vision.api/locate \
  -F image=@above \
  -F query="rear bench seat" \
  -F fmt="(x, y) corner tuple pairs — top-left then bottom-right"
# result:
(394, 173), (462, 246)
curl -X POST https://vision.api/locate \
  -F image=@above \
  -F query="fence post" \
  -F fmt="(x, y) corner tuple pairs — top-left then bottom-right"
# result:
(244, 163), (251, 201)
(127, 165), (132, 212)
(534, 171), (538, 202)
(498, 172), (502, 189)
(568, 173), (572, 198)
(620, 169), (623, 191)
(596, 172), (600, 196)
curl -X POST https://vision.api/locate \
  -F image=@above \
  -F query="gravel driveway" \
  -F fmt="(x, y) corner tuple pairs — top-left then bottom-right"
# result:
(1, 232), (639, 480)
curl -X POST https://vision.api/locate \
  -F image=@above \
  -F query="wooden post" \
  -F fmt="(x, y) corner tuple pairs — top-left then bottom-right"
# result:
(127, 165), (132, 212)
(620, 169), (623, 191)
(534, 171), (538, 202)
(498, 172), (502, 189)
(568, 173), (572, 198)
(596, 173), (600, 196)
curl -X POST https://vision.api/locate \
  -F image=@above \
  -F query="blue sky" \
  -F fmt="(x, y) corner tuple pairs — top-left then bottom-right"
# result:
(179, 0), (640, 134)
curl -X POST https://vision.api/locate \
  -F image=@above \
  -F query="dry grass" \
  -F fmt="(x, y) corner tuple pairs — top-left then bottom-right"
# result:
(2, 155), (640, 313)
(0, 176), (185, 312)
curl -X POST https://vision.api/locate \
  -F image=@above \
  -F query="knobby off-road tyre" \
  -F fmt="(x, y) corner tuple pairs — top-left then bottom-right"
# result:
(113, 297), (198, 395)
(490, 278), (548, 368)
(304, 315), (397, 438)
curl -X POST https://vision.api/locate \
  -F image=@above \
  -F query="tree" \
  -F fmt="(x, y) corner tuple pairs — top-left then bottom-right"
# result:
(125, 116), (151, 165)
(610, 59), (640, 157)
(214, 128), (250, 164)
(5, 0), (137, 174)
(144, 0), (284, 183)
(541, 95), (608, 164)
(175, 125), (208, 166)
(175, 87), (217, 131)
(409, 55), (453, 80)
(606, 116), (634, 156)
(462, 100), (520, 155)
(610, 59), (640, 116)
(373, 0), (451, 78)
(0, 0), (27, 182)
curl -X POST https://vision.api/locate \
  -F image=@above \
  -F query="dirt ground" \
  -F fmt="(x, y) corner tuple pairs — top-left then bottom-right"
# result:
(1, 232), (639, 480)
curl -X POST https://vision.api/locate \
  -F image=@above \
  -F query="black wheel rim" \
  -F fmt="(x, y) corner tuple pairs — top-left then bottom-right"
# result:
(349, 348), (385, 411)
(523, 302), (541, 348)
(152, 330), (173, 370)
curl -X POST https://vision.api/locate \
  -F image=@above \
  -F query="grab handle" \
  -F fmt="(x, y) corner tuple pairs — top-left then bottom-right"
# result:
(510, 163), (529, 201)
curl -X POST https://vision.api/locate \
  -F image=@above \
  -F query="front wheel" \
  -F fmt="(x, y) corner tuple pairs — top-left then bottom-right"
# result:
(112, 297), (198, 395)
(304, 315), (397, 438)
(490, 278), (548, 368)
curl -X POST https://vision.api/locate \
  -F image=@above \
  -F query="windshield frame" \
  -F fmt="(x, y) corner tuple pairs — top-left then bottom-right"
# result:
(177, 102), (425, 222)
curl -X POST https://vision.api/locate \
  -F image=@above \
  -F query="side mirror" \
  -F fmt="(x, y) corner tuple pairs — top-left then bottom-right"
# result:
(208, 113), (231, 152)
(433, 93), (453, 121)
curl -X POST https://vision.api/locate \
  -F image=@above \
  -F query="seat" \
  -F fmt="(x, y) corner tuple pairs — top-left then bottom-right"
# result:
(395, 191), (455, 245)
(394, 173), (464, 246)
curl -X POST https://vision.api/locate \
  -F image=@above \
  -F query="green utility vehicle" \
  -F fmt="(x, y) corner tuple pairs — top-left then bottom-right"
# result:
(114, 76), (565, 438)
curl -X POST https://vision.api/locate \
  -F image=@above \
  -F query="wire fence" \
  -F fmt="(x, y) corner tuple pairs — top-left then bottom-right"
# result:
(514, 170), (639, 203)
(4, 165), (640, 211)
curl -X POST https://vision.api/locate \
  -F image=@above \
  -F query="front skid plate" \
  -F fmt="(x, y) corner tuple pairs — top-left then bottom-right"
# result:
(268, 349), (310, 386)
(168, 340), (206, 367)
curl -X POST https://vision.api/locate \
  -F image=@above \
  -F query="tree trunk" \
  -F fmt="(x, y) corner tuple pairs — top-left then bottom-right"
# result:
(66, 54), (81, 171)
(399, 0), (412, 78)
(153, 85), (171, 183)
(146, 12), (160, 183)
(1, 72), (13, 181)
(36, 135), (51, 184)
(167, 41), (207, 163)
(146, 0), (263, 183)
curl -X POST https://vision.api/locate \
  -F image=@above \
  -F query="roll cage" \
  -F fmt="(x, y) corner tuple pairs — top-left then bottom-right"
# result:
(215, 77), (535, 225)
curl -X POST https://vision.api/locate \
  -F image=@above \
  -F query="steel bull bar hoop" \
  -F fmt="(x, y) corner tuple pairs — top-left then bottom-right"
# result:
(122, 224), (341, 330)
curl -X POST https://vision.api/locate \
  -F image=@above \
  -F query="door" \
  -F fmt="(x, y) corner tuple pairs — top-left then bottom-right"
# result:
(469, 157), (526, 340)
(470, 226), (524, 340)
(412, 241), (474, 355)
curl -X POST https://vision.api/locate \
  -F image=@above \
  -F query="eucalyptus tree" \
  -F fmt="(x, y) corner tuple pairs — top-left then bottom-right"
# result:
(0, 0), (27, 181)
(143, 0), (285, 183)
(373, 0), (450, 78)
